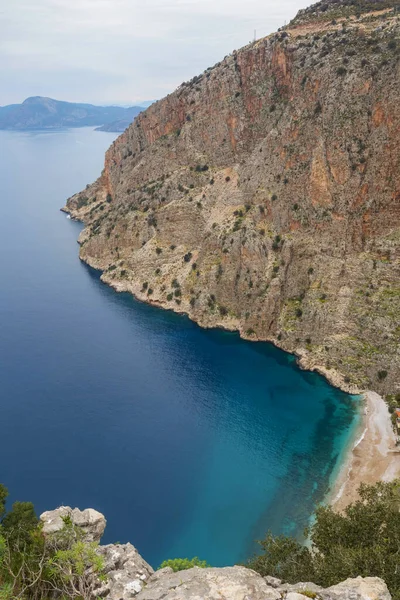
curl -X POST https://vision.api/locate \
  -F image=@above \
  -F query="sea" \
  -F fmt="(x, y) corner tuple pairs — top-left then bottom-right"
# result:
(0, 127), (360, 568)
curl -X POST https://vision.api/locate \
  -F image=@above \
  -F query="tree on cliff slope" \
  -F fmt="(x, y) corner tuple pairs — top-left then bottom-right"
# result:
(0, 485), (105, 600)
(249, 480), (400, 599)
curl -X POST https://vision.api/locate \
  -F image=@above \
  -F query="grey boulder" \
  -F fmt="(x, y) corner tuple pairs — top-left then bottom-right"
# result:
(95, 543), (154, 599)
(135, 565), (281, 600)
(320, 576), (391, 600)
(40, 506), (106, 543)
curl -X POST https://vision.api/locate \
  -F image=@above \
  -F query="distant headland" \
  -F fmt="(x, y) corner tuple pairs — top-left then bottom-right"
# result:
(0, 96), (148, 132)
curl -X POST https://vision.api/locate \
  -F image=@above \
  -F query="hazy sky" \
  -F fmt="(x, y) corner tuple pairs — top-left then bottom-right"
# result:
(1, 0), (307, 106)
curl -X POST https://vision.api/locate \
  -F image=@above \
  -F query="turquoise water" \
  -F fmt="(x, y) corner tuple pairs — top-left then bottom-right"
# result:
(0, 128), (359, 568)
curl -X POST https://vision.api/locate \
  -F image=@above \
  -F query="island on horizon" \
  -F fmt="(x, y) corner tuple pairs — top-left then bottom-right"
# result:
(0, 96), (151, 132)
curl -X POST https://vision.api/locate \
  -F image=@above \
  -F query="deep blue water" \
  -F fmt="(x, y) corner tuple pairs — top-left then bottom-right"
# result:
(0, 127), (359, 568)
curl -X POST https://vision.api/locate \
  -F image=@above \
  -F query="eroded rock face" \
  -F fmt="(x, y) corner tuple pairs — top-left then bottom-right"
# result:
(134, 568), (391, 600)
(321, 576), (392, 600)
(64, 0), (400, 396)
(40, 506), (106, 543)
(136, 566), (281, 600)
(95, 543), (154, 599)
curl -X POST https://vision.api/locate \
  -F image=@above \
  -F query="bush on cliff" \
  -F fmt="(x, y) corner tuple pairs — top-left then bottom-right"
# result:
(248, 479), (400, 600)
(159, 557), (210, 572)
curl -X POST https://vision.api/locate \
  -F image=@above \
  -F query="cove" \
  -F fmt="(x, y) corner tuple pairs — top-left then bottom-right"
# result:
(0, 128), (359, 569)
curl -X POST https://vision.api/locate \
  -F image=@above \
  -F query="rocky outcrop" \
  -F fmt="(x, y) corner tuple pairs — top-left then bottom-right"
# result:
(40, 506), (106, 543)
(63, 0), (400, 396)
(40, 507), (154, 598)
(136, 569), (391, 600)
(39, 506), (392, 600)
(136, 566), (282, 600)
(96, 543), (154, 599)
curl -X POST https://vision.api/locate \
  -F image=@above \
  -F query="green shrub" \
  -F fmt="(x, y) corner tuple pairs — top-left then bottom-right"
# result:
(248, 480), (400, 600)
(159, 557), (210, 572)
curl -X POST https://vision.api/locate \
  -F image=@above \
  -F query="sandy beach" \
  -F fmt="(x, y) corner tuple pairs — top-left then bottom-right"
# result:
(331, 391), (400, 512)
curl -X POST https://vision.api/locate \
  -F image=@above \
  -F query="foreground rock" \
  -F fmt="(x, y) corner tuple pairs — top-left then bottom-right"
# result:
(40, 506), (392, 600)
(96, 543), (154, 599)
(135, 568), (390, 600)
(40, 507), (154, 598)
(137, 566), (281, 600)
(40, 506), (106, 543)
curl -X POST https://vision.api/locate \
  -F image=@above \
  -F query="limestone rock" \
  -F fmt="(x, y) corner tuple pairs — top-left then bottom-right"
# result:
(40, 506), (106, 543)
(135, 566), (281, 600)
(148, 567), (174, 582)
(280, 581), (323, 595)
(95, 543), (154, 599)
(264, 575), (282, 588)
(320, 576), (391, 600)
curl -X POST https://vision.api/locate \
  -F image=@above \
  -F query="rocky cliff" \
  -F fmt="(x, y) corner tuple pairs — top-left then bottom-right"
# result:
(64, 0), (400, 395)
(39, 506), (392, 600)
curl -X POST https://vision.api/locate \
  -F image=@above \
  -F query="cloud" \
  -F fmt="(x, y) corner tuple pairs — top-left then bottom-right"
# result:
(0, 0), (306, 105)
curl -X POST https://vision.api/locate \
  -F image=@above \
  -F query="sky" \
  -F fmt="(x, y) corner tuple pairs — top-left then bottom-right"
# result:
(1, 0), (308, 107)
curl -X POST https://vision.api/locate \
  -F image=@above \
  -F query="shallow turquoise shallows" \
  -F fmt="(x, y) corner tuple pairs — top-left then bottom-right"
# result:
(0, 128), (359, 568)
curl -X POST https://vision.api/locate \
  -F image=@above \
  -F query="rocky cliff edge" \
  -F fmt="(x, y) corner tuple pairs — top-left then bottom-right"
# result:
(40, 506), (391, 600)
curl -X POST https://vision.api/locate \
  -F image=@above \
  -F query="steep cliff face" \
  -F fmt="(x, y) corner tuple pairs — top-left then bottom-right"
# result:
(64, 0), (400, 394)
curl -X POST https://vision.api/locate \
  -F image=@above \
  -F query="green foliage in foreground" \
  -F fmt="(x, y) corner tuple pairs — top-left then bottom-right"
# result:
(0, 484), (105, 600)
(248, 479), (400, 600)
(160, 557), (210, 572)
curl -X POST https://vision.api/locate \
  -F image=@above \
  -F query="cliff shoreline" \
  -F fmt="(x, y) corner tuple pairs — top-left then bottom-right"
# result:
(63, 213), (400, 510)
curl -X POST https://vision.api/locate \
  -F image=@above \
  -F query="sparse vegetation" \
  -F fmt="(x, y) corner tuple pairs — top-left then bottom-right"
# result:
(159, 557), (210, 573)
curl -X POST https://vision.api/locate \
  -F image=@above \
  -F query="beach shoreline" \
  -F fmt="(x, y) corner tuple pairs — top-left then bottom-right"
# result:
(330, 390), (400, 512)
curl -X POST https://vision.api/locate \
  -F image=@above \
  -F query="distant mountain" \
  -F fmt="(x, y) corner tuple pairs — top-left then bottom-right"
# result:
(0, 97), (143, 131)
(95, 119), (133, 133)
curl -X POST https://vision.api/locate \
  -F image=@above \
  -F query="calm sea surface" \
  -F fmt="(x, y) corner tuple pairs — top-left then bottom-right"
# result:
(0, 127), (359, 568)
